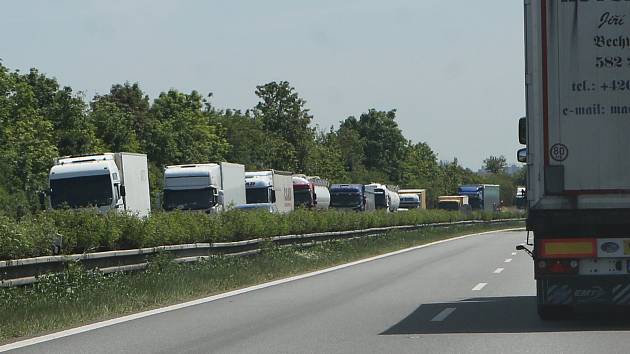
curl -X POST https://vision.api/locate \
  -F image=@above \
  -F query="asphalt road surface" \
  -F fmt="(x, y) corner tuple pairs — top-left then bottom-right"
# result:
(8, 229), (630, 354)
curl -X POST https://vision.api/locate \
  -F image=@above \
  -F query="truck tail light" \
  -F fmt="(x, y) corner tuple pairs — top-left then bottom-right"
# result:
(537, 259), (579, 274)
(540, 238), (596, 259)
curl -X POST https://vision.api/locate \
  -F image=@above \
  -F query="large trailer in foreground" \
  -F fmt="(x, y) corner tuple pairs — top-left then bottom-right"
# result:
(519, 0), (630, 318)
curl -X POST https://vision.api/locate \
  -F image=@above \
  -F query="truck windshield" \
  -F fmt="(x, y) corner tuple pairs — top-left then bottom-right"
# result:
(163, 188), (216, 211)
(438, 201), (460, 211)
(331, 192), (361, 207)
(246, 187), (270, 204)
(50, 174), (113, 209)
(374, 189), (387, 208)
(294, 189), (312, 208)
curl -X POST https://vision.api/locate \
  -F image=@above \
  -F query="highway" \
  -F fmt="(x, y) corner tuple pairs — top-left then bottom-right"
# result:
(8, 229), (630, 354)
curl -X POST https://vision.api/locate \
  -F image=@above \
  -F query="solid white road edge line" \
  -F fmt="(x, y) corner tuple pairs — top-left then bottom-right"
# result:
(493, 268), (504, 274)
(0, 227), (523, 352)
(472, 283), (487, 291)
(430, 308), (457, 322)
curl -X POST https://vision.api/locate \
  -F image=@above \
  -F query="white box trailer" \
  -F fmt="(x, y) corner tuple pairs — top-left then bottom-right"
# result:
(521, 0), (630, 317)
(49, 152), (150, 217)
(273, 172), (294, 213)
(244, 170), (294, 213)
(163, 162), (246, 212)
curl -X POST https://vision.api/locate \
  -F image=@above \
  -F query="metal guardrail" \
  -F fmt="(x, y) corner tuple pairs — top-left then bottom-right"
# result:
(0, 218), (524, 287)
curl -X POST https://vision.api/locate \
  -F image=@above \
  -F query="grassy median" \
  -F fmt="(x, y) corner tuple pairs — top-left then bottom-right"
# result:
(0, 221), (523, 344)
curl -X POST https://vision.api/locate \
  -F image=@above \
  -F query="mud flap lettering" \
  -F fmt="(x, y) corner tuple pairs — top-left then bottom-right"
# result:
(612, 284), (630, 305)
(539, 279), (630, 306)
(545, 284), (573, 305)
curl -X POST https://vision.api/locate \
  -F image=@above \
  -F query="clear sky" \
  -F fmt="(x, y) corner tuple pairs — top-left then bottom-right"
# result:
(1, 0), (525, 169)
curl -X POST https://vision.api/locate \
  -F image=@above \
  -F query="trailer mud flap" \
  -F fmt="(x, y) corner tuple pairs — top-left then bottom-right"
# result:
(538, 278), (630, 306)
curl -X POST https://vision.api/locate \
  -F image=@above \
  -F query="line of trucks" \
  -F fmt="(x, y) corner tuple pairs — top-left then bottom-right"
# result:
(42, 152), (501, 216)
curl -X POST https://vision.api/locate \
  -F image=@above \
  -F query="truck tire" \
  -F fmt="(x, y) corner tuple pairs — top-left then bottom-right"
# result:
(537, 305), (570, 320)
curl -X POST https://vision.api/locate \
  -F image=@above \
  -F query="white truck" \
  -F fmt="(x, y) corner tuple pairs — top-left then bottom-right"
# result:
(163, 162), (246, 213)
(518, 0), (630, 318)
(48, 152), (151, 217)
(367, 183), (399, 212)
(244, 170), (294, 213)
(398, 189), (427, 210)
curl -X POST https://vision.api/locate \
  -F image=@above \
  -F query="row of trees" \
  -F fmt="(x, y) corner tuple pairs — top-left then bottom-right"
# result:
(0, 62), (523, 217)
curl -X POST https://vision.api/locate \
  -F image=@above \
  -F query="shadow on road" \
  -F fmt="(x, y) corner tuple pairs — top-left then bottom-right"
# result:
(381, 296), (630, 335)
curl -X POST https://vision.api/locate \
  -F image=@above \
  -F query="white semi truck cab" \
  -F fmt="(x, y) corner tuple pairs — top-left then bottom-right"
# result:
(244, 171), (294, 213)
(48, 152), (150, 217)
(163, 162), (246, 213)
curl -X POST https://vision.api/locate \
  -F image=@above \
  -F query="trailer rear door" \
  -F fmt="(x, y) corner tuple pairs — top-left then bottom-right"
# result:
(545, 2), (630, 193)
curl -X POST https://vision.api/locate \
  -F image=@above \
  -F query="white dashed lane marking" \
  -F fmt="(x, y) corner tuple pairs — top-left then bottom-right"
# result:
(472, 283), (487, 291)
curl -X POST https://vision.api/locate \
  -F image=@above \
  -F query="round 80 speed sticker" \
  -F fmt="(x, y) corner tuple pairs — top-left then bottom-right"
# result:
(550, 143), (569, 162)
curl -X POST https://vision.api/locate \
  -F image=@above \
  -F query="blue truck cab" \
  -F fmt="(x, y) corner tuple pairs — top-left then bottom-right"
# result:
(457, 184), (500, 212)
(330, 184), (375, 212)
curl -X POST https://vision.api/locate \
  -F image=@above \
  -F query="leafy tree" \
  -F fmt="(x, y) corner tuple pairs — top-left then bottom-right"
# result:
(434, 158), (478, 200)
(22, 69), (97, 155)
(339, 109), (407, 182)
(304, 132), (348, 182)
(92, 82), (152, 149)
(0, 78), (58, 200)
(483, 155), (508, 174)
(400, 141), (439, 189)
(215, 110), (298, 171)
(146, 89), (229, 166)
(90, 100), (140, 152)
(333, 122), (366, 174)
(254, 81), (314, 172)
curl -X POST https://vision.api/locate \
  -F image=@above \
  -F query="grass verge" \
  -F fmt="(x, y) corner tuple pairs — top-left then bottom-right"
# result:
(0, 221), (523, 344)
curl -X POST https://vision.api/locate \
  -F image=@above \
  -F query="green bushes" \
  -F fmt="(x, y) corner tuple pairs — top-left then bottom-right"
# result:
(0, 209), (522, 260)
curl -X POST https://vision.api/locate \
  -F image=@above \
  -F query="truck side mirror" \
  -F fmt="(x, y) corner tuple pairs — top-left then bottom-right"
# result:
(519, 117), (526, 145)
(517, 148), (527, 163)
